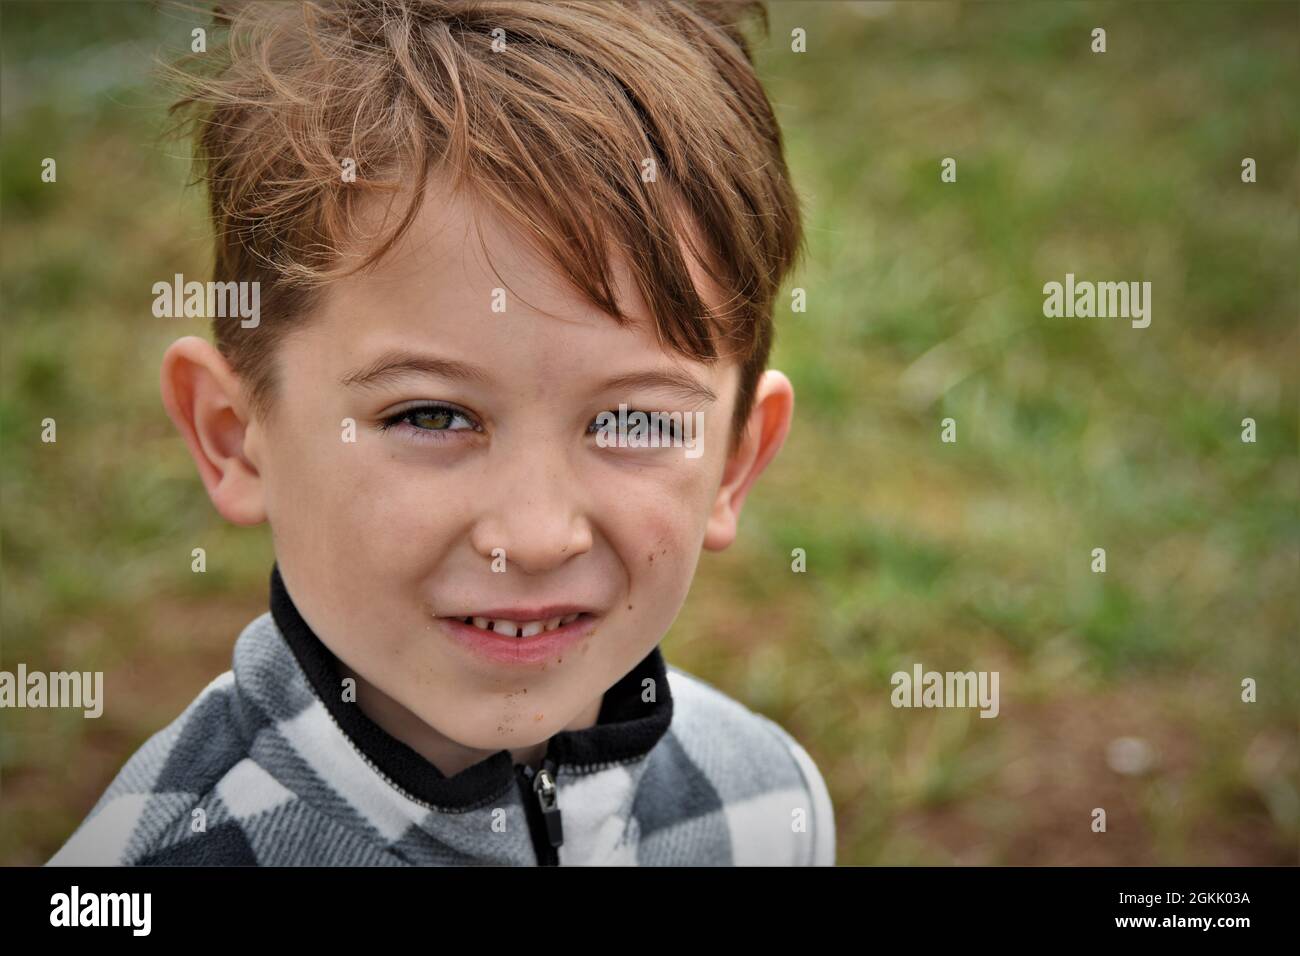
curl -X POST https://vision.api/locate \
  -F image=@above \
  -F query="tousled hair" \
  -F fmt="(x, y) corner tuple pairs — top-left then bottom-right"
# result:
(166, 0), (804, 445)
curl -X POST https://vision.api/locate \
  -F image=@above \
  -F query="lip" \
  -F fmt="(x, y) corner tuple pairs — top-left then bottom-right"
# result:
(439, 613), (598, 667)
(459, 605), (592, 621)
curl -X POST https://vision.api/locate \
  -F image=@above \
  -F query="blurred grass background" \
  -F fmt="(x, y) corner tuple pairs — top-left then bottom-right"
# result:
(2, 0), (1297, 865)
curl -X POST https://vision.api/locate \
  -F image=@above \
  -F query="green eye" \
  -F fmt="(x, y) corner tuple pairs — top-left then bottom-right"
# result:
(588, 409), (687, 443)
(410, 407), (456, 430)
(381, 403), (479, 438)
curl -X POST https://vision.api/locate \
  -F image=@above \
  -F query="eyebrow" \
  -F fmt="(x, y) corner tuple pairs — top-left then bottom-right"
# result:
(340, 351), (494, 390)
(340, 350), (716, 404)
(596, 369), (717, 405)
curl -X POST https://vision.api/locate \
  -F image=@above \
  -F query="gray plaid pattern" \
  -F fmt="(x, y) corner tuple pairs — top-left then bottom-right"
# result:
(48, 612), (835, 866)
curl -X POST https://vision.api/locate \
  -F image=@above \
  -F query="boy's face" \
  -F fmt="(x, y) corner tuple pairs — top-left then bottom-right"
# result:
(172, 179), (790, 764)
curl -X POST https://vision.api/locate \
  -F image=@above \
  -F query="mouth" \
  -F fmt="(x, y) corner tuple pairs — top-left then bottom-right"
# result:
(438, 608), (599, 667)
(450, 612), (591, 639)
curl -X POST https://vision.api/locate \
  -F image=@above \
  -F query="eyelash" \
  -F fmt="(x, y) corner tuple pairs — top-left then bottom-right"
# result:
(378, 405), (682, 442)
(585, 410), (686, 440)
(379, 403), (482, 440)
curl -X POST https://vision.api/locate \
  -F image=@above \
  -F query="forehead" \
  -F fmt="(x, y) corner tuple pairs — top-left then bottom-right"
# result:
(301, 175), (736, 391)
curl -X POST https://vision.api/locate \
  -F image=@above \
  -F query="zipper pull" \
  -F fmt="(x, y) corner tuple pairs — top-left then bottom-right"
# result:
(533, 760), (563, 850)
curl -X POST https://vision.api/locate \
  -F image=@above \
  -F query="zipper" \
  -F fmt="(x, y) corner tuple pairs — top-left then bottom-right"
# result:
(517, 757), (563, 866)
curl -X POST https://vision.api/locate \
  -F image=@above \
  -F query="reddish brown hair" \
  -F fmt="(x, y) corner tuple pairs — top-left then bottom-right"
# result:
(168, 0), (804, 445)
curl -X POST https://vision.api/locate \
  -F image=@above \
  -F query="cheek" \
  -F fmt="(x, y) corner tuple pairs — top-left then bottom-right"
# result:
(598, 458), (719, 606)
(262, 422), (461, 582)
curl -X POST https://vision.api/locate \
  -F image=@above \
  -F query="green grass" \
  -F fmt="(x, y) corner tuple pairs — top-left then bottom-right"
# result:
(2, 0), (1297, 865)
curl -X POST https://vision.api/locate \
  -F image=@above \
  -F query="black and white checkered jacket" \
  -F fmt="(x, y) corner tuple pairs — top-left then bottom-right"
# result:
(48, 568), (835, 866)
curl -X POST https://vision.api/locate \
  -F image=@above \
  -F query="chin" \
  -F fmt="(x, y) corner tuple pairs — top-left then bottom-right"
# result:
(426, 705), (553, 754)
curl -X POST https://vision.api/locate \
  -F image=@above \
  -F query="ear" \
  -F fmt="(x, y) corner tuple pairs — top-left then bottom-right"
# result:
(703, 369), (794, 551)
(160, 336), (267, 525)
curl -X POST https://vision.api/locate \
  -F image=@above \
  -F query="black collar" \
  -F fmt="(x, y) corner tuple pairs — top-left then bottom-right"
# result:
(268, 565), (673, 810)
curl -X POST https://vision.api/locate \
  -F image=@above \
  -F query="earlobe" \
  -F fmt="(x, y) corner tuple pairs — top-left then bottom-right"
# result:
(702, 370), (794, 552)
(160, 336), (267, 526)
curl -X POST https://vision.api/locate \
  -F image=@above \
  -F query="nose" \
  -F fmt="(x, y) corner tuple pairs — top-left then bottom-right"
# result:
(469, 455), (593, 575)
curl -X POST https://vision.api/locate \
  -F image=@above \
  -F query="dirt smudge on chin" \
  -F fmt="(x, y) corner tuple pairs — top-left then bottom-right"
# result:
(500, 687), (529, 732)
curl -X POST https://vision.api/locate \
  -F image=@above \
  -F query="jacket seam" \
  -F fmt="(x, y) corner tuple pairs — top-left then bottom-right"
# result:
(555, 752), (653, 777)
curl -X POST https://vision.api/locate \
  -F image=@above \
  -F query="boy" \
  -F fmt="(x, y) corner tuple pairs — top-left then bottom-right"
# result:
(49, 0), (834, 866)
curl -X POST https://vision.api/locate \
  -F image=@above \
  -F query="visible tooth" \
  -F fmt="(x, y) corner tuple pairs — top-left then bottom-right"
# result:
(543, 617), (562, 632)
(560, 613), (579, 625)
(473, 617), (490, 630)
(493, 619), (519, 637)
(520, 621), (543, 638)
